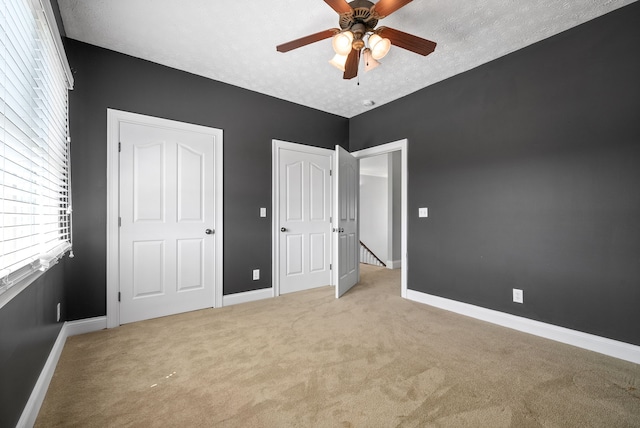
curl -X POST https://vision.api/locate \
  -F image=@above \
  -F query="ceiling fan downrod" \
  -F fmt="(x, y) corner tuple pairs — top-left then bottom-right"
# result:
(350, 23), (366, 51)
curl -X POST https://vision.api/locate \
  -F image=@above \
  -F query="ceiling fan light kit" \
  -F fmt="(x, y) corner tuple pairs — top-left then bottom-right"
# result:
(277, 0), (437, 80)
(362, 48), (380, 71)
(367, 33), (391, 60)
(332, 31), (354, 55)
(329, 53), (349, 71)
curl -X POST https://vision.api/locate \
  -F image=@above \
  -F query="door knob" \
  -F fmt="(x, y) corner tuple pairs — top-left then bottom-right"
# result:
(205, 229), (213, 235)
(281, 227), (287, 232)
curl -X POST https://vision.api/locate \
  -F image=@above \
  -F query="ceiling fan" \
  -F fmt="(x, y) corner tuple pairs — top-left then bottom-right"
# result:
(276, 0), (437, 80)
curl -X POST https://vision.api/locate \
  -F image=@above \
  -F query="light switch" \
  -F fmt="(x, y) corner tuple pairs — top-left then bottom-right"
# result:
(260, 207), (267, 218)
(419, 207), (428, 218)
(253, 269), (260, 280)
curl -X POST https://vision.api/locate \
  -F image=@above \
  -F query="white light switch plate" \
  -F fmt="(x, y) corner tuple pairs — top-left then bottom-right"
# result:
(260, 207), (267, 217)
(419, 207), (428, 218)
(253, 269), (260, 280)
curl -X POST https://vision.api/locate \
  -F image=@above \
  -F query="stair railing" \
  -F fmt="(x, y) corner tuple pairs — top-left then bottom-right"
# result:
(359, 241), (386, 267)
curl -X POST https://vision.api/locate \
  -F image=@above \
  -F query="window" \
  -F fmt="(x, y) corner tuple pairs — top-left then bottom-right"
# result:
(1, 0), (73, 298)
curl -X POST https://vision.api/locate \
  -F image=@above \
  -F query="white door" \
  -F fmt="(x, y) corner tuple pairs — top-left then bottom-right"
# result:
(278, 146), (332, 294)
(119, 121), (217, 324)
(334, 145), (359, 297)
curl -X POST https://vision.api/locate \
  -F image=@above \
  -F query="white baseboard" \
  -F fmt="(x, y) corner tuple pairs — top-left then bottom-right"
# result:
(406, 289), (640, 365)
(17, 324), (67, 428)
(65, 316), (107, 336)
(222, 287), (273, 307)
(386, 260), (402, 269)
(17, 317), (107, 427)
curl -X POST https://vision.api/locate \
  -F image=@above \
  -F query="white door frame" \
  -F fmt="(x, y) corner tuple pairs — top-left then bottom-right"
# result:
(272, 140), (334, 296)
(106, 109), (223, 328)
(352, 139), (408, 298)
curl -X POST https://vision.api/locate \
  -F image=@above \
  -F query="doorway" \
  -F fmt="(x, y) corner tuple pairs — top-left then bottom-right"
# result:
(359, 152), (401, 269)
(272, 140), (361, 298)
(273, 141), (333, 295)
(352, 139), (408, 297)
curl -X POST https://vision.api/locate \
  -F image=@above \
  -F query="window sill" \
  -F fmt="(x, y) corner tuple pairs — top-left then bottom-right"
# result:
(0, 270), (46, 310)
(0, 244), (71, 310)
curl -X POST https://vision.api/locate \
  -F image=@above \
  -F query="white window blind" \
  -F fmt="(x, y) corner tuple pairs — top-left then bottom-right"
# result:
(1, 0), (73, 296)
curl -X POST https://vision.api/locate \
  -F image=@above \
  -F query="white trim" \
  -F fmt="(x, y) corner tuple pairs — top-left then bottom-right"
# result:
(16, 316), (106, 428)
(272, 140), (335, 297)
(386, 260), (402, 269)
(106, 110), (120, 328)
(352, 139), (408, 298)
(0, 249), (72, 310)
(222, 288), (274, 307)
(65, 316), (107, 337)
(0, 271), (44, 311)
(17, 325), (66, 428)
(106, 109), (224, 328)
(407, 289), (640, 365)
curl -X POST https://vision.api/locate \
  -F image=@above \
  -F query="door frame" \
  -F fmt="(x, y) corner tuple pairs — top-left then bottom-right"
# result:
(106, 109), (224, 328)
(352, 139), (408, 298)
(272, 140), (334, 296)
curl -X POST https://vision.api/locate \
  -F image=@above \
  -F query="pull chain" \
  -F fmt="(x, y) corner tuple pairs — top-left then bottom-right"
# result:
(357, 49), (362, 85)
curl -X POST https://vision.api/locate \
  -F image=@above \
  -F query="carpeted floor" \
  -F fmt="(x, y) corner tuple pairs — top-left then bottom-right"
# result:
(37, 265), (639, 427)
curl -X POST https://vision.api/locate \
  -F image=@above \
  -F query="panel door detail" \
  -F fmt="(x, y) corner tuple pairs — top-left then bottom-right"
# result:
(279, 148), (332, 294)
(119, 121), (216, 324)
(335, 145), (359, 297)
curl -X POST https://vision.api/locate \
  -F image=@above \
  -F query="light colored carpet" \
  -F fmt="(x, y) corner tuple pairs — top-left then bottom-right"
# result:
(37, 265), (639, 427)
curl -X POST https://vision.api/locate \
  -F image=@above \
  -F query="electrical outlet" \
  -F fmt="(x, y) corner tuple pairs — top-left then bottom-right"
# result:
(253, 269), (260, 280)
(513, 289), (523, 304)
(419, 207), (428, 218)
(56, 303), (61, 322)
(260, 207), (267, 217)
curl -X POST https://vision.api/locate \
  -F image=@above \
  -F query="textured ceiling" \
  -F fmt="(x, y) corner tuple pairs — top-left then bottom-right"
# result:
(57, 0), (636, 118)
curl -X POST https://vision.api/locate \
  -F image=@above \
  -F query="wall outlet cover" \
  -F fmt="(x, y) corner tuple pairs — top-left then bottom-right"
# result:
(260, 207), (267, 217)
(513, 288), (524, 304)
(419, 207), (428, 218)
(253, 269), (260, 280)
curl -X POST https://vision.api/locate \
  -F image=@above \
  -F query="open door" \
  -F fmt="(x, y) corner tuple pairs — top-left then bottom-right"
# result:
(334, 145), (359, 297)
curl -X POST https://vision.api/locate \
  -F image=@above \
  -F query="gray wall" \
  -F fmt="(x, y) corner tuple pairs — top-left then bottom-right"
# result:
(63, 39), (348, 320)
(0, 262), (65, 427)
(350, 3), (640, 346)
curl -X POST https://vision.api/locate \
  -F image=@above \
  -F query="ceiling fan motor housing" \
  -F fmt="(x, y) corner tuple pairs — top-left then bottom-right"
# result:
(339, 0), (378, 31)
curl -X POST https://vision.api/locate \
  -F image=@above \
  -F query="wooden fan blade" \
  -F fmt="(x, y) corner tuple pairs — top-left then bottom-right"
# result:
(324, 0), (352, 14)
(377, 26), (437, 56)
(372, 0), (412, 18)
(277, 29), (339, 53)
(343, 48), (360, 80)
